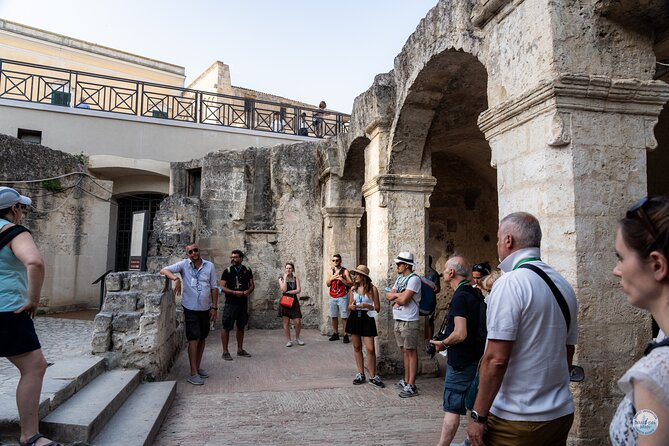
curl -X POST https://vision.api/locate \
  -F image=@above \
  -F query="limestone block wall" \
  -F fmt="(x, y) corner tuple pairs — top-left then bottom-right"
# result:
(91, 272), (183, 380)
(149, 142), (324, 329)
(0, 134), (113, 311)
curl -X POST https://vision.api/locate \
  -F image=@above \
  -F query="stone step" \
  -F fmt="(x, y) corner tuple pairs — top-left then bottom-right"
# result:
(41, 369), (141, 443)
(91, 381), (177, 446)
(0, 356), (106, 439)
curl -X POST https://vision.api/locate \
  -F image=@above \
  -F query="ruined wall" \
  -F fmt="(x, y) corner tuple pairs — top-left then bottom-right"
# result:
(0, 134), (113, 310)
(149, 142), (323, 329)
(92, 272), (183, 380)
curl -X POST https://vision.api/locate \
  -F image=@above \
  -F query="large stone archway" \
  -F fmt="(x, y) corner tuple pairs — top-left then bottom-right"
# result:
(325, 1), (669, 444)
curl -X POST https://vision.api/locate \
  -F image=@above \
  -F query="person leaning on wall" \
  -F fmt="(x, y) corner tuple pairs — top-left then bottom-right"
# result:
(0, 187), (62, 446)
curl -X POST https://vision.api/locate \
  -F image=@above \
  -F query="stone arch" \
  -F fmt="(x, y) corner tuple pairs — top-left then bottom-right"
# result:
(388, 49), (489, 175)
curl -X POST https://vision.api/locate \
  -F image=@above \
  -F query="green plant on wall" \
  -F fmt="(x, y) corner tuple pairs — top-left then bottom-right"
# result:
(74, 151), (89, 166)
(42, 179), (64, 193)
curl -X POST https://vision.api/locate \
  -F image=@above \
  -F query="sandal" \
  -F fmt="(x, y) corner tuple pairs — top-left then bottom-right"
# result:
(20, 433), (62, 446)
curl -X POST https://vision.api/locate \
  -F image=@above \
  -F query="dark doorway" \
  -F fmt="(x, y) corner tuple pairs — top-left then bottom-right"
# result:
(115, 193), (165, 271)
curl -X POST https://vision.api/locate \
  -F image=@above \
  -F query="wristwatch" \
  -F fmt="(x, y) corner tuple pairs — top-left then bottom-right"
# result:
(470, 410), (488, 424)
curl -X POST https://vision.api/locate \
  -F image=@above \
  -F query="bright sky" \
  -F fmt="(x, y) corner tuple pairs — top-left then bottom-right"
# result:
(0, 0), (437, 113)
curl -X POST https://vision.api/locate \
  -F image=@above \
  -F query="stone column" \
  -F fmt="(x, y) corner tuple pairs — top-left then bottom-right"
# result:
(320, 205), (365, 332)
(478, 75), (669, 443)
(362, 173), (438, 375)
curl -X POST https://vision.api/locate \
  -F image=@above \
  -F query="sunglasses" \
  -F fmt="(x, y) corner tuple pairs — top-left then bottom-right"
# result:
(331, 259), (340, 262)
(472, 264), (489, 274)
(188, 248), (199, 254)
(626, 197), (659, 239)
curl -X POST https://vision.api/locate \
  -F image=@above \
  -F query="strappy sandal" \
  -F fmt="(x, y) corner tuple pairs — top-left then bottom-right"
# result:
(19, 433), (62, 446)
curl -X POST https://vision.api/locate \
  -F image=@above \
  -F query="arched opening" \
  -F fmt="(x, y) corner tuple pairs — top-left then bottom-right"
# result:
(394, 49), (497, 320)
(341, 136), (370, 266)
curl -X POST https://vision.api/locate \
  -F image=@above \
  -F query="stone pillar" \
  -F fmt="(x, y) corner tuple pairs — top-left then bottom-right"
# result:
(478, 75), (669, 444)
(362, 173), (438, 375)
(320, 205), (365, 332)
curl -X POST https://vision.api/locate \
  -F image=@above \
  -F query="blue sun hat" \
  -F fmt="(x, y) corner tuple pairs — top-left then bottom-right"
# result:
(0, 187), (32, 209)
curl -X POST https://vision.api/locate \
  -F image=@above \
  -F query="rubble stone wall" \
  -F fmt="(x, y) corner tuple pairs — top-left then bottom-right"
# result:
(0, 134), (113, 310)
(91, 271), (183, 380)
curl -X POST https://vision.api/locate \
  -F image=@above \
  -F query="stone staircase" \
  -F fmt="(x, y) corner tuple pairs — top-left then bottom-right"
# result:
(0, 356), (175, 446)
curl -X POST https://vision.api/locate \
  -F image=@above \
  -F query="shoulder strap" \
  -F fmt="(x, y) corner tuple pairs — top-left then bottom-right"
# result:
(0, 225), (30, 251)
(518, 263), (571, 331)
(644, 337), (669, 356)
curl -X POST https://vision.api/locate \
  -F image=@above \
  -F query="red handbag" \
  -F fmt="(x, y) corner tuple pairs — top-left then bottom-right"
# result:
(279, 294), (294, 308)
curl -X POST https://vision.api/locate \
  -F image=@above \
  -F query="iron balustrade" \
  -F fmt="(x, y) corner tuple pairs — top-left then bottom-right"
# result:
(0, 58), (349, 137)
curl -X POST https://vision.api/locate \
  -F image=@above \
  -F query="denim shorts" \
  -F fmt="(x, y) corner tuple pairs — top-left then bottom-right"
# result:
(329, 296), (349, 318)
(443, 362), (478, 415)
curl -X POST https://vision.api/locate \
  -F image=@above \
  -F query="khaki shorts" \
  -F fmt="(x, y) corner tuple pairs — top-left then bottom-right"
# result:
(394, 320), (420, 350)
(485, 412), (574, 446)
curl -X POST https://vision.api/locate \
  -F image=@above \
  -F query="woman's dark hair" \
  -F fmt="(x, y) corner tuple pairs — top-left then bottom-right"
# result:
(0, 207), (11, 219)
(359, 273), (372, 296)
(285, 262), (295, 270)
(473, 262), (491, 275)
(619, 195), (669, 261)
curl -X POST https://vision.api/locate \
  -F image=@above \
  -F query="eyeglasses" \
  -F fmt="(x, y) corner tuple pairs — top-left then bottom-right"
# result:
(627, 197), (659, 239)
(187, 248), (199, 254)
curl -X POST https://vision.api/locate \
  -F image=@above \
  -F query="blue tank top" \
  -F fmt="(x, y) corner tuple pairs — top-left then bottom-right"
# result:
(0, 218), (28, 312)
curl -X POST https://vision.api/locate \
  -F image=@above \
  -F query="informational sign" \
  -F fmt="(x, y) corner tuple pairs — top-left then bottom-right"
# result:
(128, 210), (149, 271)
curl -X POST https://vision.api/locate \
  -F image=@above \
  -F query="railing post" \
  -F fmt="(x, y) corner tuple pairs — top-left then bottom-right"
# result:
(137, 82), (143, 117)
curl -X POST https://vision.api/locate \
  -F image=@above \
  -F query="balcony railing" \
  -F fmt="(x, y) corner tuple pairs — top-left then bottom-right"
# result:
(0, 59), (349, 138)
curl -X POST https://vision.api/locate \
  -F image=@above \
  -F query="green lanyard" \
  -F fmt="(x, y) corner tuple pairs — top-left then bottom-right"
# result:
(513, 257), (541, 270)
(455, 279), (469, 291)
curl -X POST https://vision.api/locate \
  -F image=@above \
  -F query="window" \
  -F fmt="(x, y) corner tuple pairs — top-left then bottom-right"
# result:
(17, 129), (42, 144)
(188, 168), (202, 197)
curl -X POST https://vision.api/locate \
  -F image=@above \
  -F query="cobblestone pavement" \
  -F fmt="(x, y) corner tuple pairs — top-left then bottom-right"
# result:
(156, 328), (468, 445)
(0, 316), (94, 393)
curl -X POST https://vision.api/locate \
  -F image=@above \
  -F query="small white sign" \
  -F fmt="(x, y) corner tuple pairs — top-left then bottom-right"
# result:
(129, 212), (146, 257)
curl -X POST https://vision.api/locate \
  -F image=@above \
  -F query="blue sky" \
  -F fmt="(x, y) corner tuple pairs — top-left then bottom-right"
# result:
(0, 0), (437, 112)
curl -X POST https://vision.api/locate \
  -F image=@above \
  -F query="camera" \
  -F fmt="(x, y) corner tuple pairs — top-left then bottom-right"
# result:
(425, 331), (448, 358)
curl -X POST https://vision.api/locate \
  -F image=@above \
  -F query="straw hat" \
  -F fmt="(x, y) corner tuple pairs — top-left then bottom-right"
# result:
(350, 264), (371, 278)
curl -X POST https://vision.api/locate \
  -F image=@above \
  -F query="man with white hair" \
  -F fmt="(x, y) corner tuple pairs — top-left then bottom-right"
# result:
(386, 251), (422, 398)
(467, 212), (578, 446)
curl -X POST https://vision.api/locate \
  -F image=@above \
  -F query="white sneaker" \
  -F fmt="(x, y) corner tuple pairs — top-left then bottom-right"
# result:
(296, 339), (305, 346)
(286, 341), (293, 347)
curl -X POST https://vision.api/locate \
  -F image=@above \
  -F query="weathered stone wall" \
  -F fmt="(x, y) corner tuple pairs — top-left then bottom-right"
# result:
(149, 142), (323, 329)
(0, 134), (113, 310)
(91, 272), (183, 380)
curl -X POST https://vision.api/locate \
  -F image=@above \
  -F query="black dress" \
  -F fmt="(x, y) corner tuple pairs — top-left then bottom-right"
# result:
(277, 278), (302, 319)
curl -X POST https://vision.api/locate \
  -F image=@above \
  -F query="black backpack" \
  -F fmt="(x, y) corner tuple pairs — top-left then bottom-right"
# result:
(472, 288), (487, 351)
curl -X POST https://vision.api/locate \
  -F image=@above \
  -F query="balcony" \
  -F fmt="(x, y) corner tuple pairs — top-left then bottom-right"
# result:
(0, 59), (349, 138)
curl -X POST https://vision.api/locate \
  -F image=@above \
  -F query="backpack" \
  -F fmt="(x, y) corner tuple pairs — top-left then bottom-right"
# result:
(329, 267), (348, 298)
(472, 288), (487, 351)
(419, 276), (437, 316)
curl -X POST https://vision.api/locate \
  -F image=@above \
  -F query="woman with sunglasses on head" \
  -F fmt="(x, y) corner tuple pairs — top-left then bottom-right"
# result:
(345, 265), (385, 388)
(0, 187), (61, 446)
(610, 196), (669, 445)
(278, 263), (303, 347)
(471, 262), (491, 295)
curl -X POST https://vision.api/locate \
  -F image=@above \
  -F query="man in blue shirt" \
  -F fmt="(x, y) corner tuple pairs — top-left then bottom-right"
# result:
(160, 243), (218, 385)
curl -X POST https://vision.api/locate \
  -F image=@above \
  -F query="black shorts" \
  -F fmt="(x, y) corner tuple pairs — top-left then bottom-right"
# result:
(222, 303), (248, 331)
(183, 308), (211, 341)
(0, 311), (41, 357)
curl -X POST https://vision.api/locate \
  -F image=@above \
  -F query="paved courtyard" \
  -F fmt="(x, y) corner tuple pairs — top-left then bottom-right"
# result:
(0, 315), (468, 445)
(156, 328), (467, 445)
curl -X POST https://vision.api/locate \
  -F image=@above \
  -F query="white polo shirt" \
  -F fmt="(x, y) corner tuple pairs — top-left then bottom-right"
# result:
(487, 247), (578, 422)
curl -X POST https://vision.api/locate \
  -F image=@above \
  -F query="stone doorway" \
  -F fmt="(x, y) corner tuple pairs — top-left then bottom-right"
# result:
(114, 193), (166, 271)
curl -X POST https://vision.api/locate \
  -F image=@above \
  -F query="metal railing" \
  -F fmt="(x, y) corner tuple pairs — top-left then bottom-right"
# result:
(0, 58), (349, 138)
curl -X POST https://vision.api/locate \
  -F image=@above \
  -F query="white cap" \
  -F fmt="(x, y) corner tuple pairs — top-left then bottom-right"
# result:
(0, 187), (32, 209)
(393, 251), (416, 268)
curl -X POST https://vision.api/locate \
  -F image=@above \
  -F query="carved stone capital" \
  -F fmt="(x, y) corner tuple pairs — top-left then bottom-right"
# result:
(362, 174), (437, 208)
(320, 206), (365, 228)
(478, 75), (669, 144)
